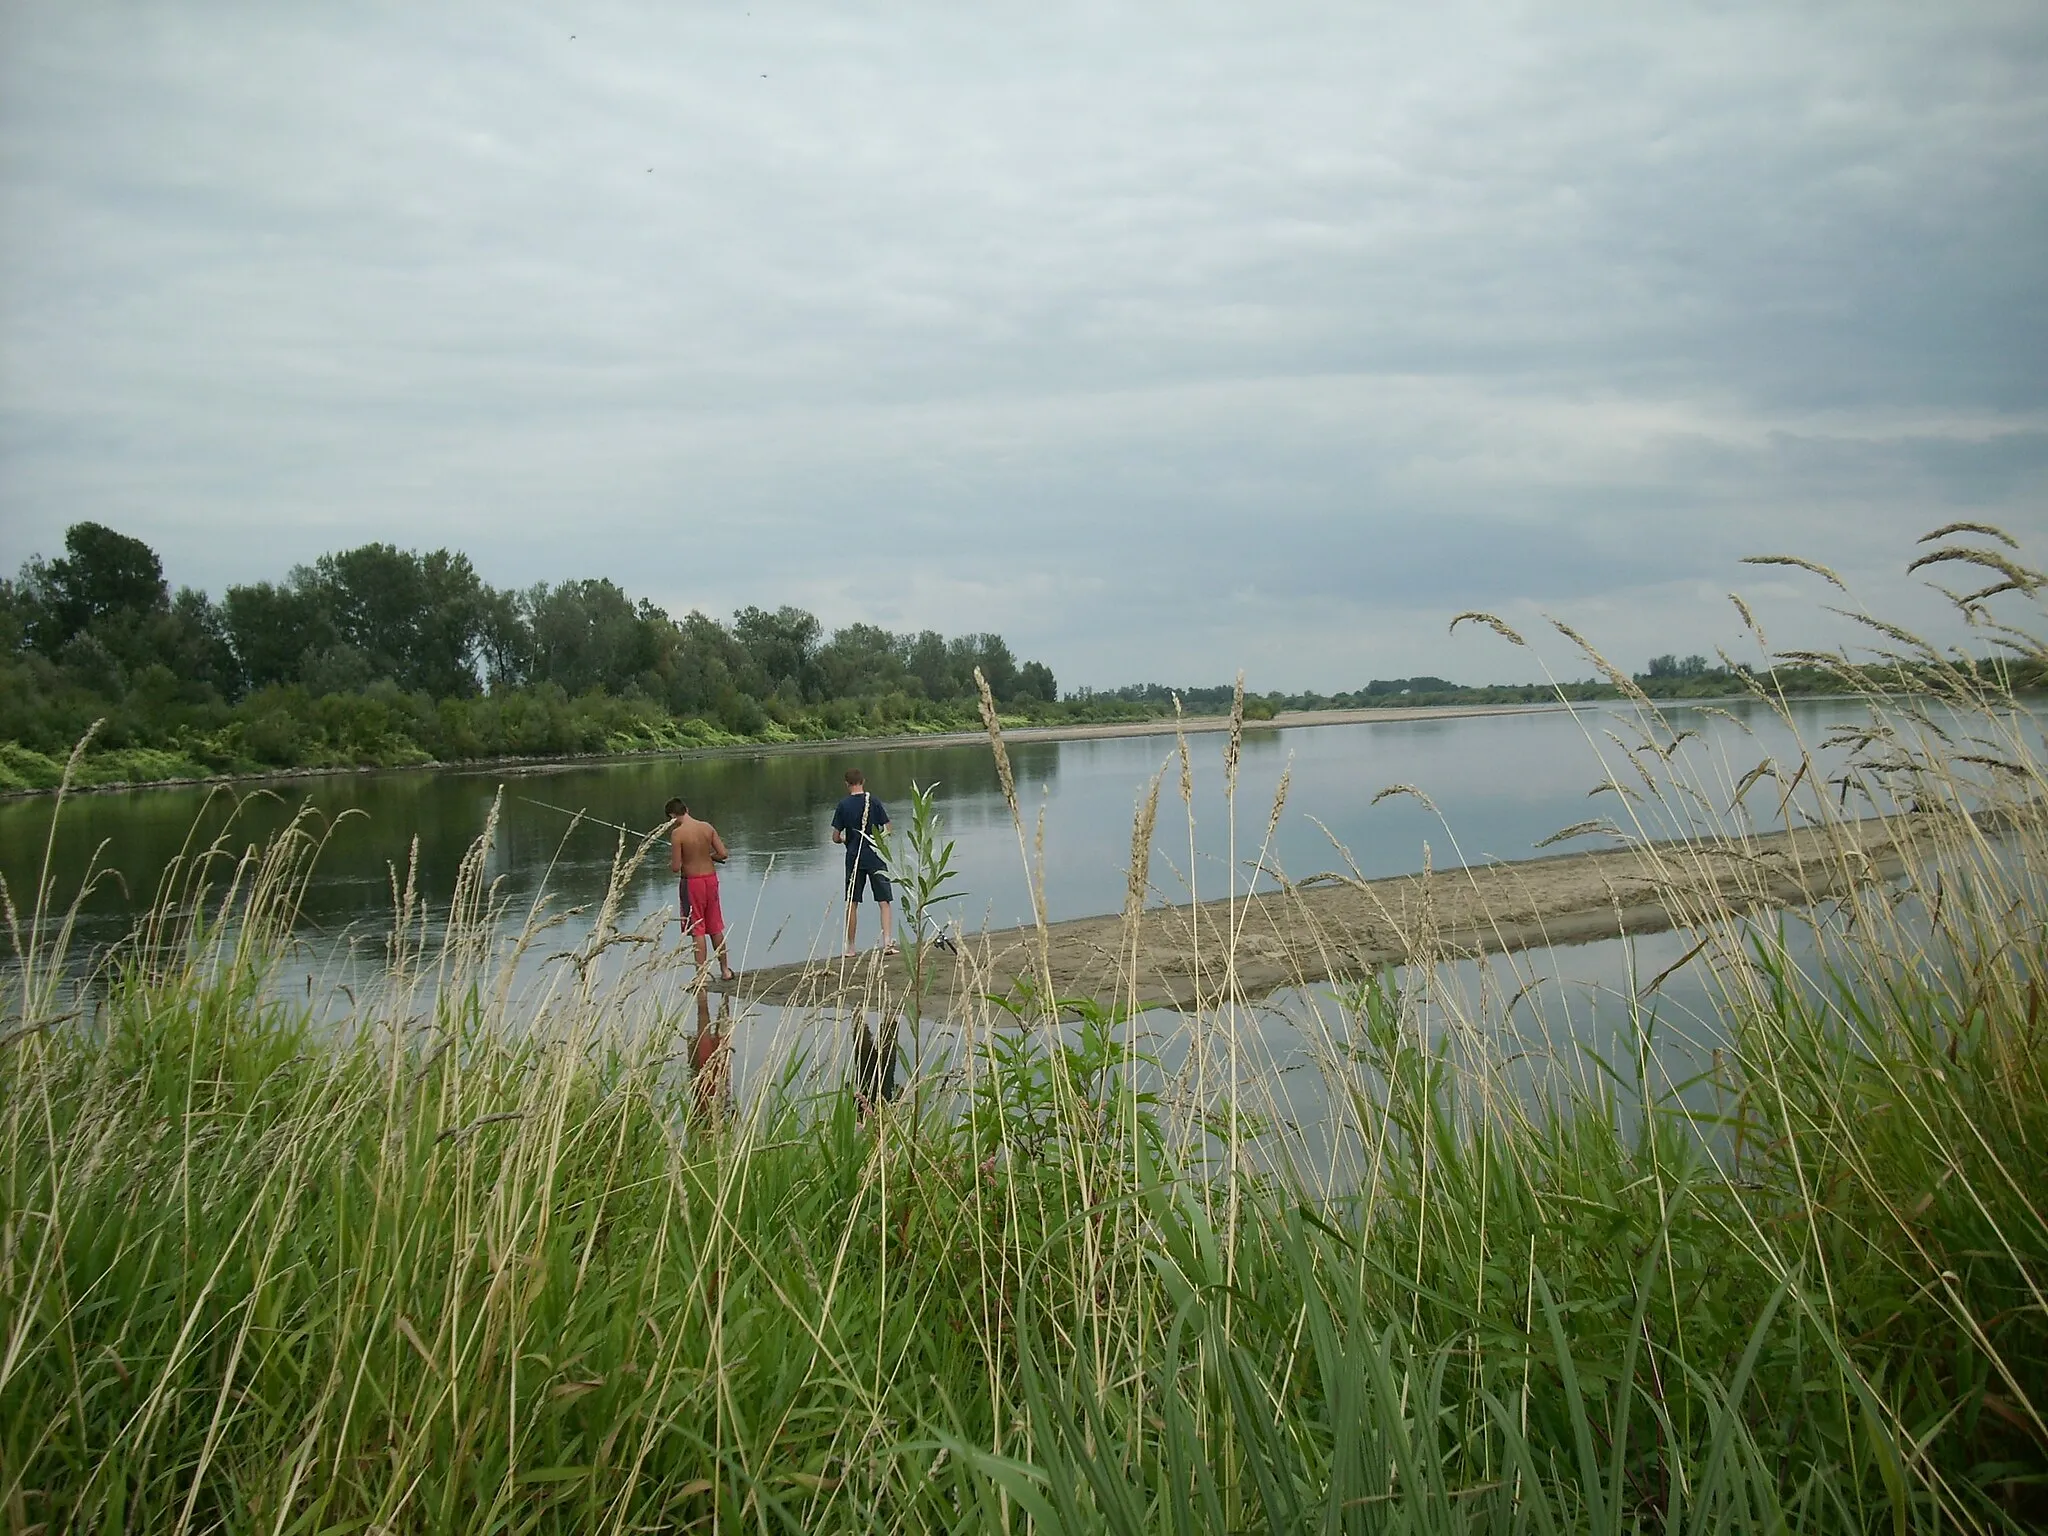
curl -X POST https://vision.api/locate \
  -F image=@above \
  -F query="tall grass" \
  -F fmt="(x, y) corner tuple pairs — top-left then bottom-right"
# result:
(3, 533), (2045, 1532)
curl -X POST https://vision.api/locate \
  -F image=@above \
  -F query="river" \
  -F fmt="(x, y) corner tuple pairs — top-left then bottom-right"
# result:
(10, 693), (2006, 1174)
(1, 696), (1902, 977)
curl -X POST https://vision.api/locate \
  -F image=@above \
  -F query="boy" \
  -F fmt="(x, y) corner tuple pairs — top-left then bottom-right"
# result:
(829, 768), (896, 955)
(668, 796), (737, 983)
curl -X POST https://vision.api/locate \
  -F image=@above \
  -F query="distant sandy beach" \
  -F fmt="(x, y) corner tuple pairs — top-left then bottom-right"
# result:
(13, 700), (1579, 797)
(638, 699), (1577, 769)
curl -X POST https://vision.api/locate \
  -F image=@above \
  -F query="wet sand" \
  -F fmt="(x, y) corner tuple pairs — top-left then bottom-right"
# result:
(722, 809), (1935, 1013)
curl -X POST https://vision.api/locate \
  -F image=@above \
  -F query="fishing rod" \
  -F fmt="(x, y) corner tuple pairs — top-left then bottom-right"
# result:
(513, 793), (666, 842)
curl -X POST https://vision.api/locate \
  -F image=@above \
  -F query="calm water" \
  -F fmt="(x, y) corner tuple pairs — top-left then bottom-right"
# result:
(9, 695), (2011, 1177)
(3, 696), (1899, 977)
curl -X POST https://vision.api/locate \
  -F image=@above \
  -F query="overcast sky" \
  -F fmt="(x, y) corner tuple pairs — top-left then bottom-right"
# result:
(2, 2), (2044, 690)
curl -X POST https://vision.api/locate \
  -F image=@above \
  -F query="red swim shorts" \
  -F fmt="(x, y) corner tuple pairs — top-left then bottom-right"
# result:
(681, 872), (725, 939)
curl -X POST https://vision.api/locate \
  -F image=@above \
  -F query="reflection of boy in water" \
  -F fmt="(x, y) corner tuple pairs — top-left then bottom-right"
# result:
(691, 988), (732, 1122)
(667, 796), (737, 983)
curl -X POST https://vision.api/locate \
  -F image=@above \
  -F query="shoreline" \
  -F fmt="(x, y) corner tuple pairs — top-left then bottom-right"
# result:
(1, 699), (1580, 800)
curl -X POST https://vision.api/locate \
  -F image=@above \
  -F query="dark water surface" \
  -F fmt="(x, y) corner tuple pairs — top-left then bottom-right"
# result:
(3, 697), (1893, 976)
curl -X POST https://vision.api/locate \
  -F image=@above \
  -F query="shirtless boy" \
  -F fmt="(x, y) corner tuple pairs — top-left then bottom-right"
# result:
(667, 796), (737, 983)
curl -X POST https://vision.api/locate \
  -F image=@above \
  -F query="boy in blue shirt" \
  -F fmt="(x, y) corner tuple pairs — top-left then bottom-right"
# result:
(830, 767), (896, 955)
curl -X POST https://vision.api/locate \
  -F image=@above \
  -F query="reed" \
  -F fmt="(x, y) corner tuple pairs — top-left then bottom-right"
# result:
(1, 533), (2043, 1532)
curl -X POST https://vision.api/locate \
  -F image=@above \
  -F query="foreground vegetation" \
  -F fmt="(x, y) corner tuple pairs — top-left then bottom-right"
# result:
(3, 528), (2045, 1530)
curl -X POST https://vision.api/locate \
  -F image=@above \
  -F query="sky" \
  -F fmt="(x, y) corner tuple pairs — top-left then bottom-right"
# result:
(2, 2), (2044, 692)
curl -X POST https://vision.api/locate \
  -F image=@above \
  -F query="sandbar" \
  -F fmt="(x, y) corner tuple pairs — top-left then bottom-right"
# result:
(725, 806), (1948, 1012)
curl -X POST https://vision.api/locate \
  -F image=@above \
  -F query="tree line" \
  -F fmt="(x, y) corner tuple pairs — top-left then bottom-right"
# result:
(7, 522), (2002, 794)
(0, 522), (1064, 788)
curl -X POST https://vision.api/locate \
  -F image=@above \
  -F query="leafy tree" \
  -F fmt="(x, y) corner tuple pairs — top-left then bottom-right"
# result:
(475, 586), (532, 691)
(302, 544), (489, 697)
(39, 522), (169, 643)
(222, 581), (335, 691)
(522, 579), (657, 696)
(153, 588), (243, 697)
(969, 633), (1019, 701)
(1014, 659), (1057, 703)
(905, 629), (955, 700)
(817, 622), (906, 699)
(655, 610), (748, 715)
(1644, 653), (1711, 679)
(733, 605), (822, 698)
(1, 523), (1076, 777)
(0, 577), (30, 656)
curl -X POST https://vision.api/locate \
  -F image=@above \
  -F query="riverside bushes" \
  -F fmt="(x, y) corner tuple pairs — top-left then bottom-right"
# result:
(0, 523), (1074, 789)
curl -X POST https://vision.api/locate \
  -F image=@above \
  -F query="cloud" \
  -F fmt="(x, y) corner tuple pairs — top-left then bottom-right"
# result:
(1, 1), (2043, 690)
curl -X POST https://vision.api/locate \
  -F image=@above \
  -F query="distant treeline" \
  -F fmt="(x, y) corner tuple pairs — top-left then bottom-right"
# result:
(1080, 644), (2042, 721)
(6, 523), (2032, 793)
(1082, 655), (1774, 717)
(0, 522), (1083, 790)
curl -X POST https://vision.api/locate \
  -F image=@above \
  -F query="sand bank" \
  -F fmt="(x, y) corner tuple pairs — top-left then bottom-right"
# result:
(726, 808), (1936, 1012)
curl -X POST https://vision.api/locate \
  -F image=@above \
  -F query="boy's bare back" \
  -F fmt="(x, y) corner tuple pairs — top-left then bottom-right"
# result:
(670, 814), (729, 877)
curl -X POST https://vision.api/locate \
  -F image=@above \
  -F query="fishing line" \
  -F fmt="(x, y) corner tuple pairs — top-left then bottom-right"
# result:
(512, 793), (663, 842)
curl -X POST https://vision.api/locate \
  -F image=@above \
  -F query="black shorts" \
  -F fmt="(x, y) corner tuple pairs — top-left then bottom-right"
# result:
(843, 863), (893, 904)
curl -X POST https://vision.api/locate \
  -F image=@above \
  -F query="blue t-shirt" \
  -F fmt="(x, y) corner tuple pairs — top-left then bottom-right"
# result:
(831, 791), (890, 869)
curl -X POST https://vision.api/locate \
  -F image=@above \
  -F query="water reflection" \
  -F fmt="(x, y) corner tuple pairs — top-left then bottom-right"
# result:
(701, 916), (1779, 1195)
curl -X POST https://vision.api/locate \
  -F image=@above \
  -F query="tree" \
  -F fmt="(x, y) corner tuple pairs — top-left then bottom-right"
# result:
(44, 523), (168, 636)
(0, 576), (31, 656)
(521, 580), (658, 696)
(20, 523), (169, 656)
(152, 588), (243, 697)
(969, 634), (1019, 701)
(1014, 660), (1057, 703)
(1644, 654), (1710, 680)
(303, 544), (490, 697)
(474, 586), (532, 691)
(733, 605), (822, 697)
(656, 610), (747, 715)
(905, 630), (956, 700)
(817, 622), (906, 699)
(223, 580), (334, 690)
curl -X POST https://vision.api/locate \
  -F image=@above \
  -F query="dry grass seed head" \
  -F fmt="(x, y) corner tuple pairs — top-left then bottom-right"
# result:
(1449, 611), (1527, 647)
(1371, 783), (1438, 813)
(1907, 545), (2046, 594)
(1740, 553), (1849, 591)
(1534, 819), (1623, 849)
(1125, 770), (1164, 923)
(1918, 520), (2019, 550)
(1173, 694), (1193, 808)
(973, 667), (1019, 819)
(1728, 592), (1768, 649)
(1548, 616), (1663, 717)
(1265, 754), (1294, 846)
(1224, 671), (1245, 802)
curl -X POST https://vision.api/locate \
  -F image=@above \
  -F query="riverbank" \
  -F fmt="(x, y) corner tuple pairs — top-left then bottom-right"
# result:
(0, 698), (1576, 798)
